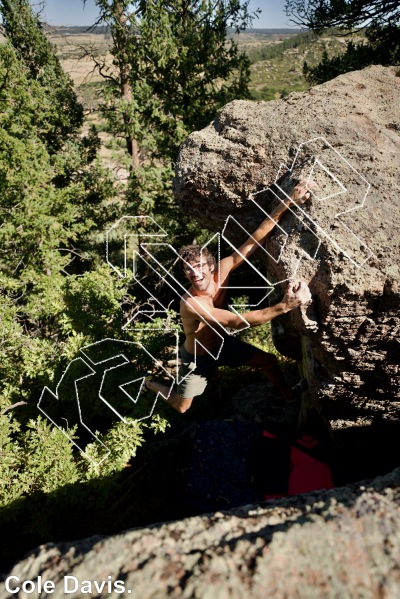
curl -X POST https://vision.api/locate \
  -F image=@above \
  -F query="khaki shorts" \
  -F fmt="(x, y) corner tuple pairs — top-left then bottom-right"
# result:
(177, 334), (258, 399)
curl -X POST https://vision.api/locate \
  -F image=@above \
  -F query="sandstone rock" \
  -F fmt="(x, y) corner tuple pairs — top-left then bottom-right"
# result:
(3, 469), (400, 598)
(174, 65), (400, 428)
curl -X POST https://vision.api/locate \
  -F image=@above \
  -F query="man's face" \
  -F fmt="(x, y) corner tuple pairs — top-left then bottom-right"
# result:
(183, 259), (213, 292)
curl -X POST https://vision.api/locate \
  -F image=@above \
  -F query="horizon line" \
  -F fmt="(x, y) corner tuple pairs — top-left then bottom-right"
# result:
(46, 24), (304, 30)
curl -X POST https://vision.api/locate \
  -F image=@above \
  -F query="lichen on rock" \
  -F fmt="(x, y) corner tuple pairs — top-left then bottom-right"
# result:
(4, 469), (400, 598)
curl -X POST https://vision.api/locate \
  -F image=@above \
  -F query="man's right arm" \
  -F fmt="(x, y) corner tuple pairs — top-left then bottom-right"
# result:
(183, 281), (312, 331)
(218, 180), (316, 282)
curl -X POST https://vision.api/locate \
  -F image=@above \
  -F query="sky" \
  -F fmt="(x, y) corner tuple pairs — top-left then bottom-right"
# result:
(37, 0), (299, 29)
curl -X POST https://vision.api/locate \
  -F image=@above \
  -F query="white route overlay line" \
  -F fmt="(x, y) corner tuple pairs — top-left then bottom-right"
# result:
(40, 137), (375, 463)
(121, 250), (217, 385)
(271, 185), (373, 269)
(121, 305), (181, 384)
(106, 216), (169, 279)
(80, 338), (174, 410)
(248, 185), (323, 283)
(106, 217), (185, 387)
(200, 230), (275, 333)
(38, 338), (174, 465)
(37, 357), (111, 466)
(308, 159), (347, 202)
(221, 207), (320, 286)
(134, 245), (238, 384)
(205, 229), (275, 294)
(272, 136), (373, 268)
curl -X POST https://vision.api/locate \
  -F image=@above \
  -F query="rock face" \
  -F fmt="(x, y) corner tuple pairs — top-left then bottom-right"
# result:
(174, 65), (400, 429)
(3, 469), (400, 598)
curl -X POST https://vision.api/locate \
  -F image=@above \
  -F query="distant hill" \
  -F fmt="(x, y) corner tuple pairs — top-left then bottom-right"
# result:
(48, 25), (109, 35)
(48, 25), (303, 36)
(244, 28), (304, 34)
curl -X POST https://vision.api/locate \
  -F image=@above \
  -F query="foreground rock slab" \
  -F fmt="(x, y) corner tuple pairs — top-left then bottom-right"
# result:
(174, 65), (400, 428)
(3, 468), (400, 598)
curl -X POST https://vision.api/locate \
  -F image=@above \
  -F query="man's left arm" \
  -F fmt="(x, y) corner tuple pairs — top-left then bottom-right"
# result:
(219, 180), (315, 278)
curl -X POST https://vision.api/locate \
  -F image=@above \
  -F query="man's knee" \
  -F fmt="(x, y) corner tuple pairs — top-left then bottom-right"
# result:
(247, 350), (278, 370)
(171, 395), (193, 413)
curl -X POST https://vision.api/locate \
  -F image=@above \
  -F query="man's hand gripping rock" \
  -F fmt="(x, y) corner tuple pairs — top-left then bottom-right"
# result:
(283, 280), (312, 311)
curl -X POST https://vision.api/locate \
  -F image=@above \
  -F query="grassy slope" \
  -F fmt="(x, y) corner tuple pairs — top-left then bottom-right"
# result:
(50, 29), (363, 108)
(237, 30), (363, 101)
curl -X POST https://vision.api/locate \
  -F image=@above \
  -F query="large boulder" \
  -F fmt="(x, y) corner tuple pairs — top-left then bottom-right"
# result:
(174, 65), (400, 429)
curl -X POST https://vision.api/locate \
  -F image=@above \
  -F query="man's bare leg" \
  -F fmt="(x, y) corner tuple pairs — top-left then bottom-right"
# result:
(145, 379), (193, 413)
(245, 349), (303, 402)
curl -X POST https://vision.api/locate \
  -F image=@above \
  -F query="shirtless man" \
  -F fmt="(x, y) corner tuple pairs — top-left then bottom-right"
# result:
(146, 180), (314, 413)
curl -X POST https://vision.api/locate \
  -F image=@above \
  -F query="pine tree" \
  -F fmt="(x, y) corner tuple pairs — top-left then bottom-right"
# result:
(94, 0), (253, 161)
(285, 0), (399, 32)
(0, 1), (122, 407)
(0, 2), (171, 545)
(0, 0), (84, 153)
(285, 0), (400, 84)
(84, 0), (254, 238)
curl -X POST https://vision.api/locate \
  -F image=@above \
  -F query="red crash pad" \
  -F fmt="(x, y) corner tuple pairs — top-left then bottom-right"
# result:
(263, 431), (333, 499)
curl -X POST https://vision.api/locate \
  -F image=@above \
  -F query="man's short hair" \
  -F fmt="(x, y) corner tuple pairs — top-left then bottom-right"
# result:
(179, 244), (216, 271)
